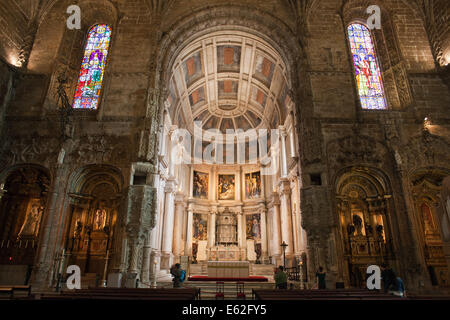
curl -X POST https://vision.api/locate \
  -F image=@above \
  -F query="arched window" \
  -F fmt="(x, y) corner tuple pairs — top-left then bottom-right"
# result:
(347, 23), (386, 110)
(73, 24), (112, 110)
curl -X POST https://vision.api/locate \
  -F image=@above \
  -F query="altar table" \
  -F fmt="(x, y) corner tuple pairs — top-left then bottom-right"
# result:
(207, 261), (250, 278)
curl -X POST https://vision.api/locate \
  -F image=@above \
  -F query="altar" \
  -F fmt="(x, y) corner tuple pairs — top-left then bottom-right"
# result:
(208, 245), (243, 261)
(207, 261), (250, 278)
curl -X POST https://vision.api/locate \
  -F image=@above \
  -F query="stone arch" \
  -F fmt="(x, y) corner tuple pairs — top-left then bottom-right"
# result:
(333, 166), (397, 288)
(63, 164), (124, 283)
(152, 5), (302, 142)
(157, 5), (300, 90)
(0, 164), (51, 285)
(409, 167), (450, 286)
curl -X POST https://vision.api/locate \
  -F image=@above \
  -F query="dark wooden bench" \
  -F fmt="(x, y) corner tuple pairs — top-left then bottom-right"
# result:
(0, 285), (31, 299)
(40, 287), (201, 301)
(252, 289), (404, 300)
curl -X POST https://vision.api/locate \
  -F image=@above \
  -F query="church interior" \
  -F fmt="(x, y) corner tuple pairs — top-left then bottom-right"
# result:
(0, 0), (449, 300)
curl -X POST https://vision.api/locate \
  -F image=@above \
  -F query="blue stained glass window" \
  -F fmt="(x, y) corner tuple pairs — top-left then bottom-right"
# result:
(73, 24), (112, 110)
(347, 23), (387, 110)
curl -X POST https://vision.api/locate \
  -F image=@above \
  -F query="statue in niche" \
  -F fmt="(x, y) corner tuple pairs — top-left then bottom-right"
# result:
(421, 203), (435, 233)
(74, 219), (83, 238)
(352, 214), (363, 235)
(376, 224), (384, 238)
(93, 208), (107, 231)
(18, 202), (43, 239)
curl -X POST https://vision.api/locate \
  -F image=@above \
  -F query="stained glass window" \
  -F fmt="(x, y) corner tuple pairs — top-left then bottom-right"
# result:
(73, 24), (112, 110)
(347, 23), (386, 110)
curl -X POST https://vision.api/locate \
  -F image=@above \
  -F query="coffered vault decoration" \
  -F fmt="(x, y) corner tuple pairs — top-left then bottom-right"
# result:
(166, 31), (293, 134)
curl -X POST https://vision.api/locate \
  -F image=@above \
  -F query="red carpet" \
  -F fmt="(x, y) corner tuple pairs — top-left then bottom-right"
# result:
(188, 276), (268, 282)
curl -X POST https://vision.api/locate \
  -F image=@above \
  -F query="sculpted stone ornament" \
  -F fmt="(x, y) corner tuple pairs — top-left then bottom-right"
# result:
(70, 135), (130, 165)
(0, 135), (60, 170)
(401, 129), (450, 171)
(126, 185), (157, 230)
(327, 128), (388, 172)
(55, 71), (74, 141)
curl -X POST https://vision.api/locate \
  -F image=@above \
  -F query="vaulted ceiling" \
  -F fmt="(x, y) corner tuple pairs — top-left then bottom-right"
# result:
(167, 31), (293, 134)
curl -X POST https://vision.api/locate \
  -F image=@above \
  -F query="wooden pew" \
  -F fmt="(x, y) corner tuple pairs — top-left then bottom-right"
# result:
(252, 289), (404, 300)
(40, 287), (201, 301)
(0, 285), (31, 299)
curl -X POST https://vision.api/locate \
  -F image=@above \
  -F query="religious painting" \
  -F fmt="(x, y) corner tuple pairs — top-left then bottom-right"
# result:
(245, 171), (261, 199)
(17, 199), (43, 239)
(73, 24), (112, 110)
(246, 214), (261, 241)
(217, 45), (241, 72)
(218, 174), (235, 200)
(193, 171), (209, 199)
(347, 23), (386, 110)
(193, 213), (208, 241)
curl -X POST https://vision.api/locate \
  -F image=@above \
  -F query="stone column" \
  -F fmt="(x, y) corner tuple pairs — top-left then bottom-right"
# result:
(271, 193), (282, 263)
(238, 207), (246, 260)
(279, 126), (288, 178)
(172, 193), (185, 261)
(32, 163), (70, 289)
(209, 206), (217, 248)
(279, 180), (294, 260)
(161, 178), (176, 269)
(260, 205), (269, 263)
(185, 204), (194, 256)
(141, 230), (152, 284)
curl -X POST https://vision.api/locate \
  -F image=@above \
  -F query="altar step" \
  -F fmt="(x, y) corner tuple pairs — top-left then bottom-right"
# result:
(182, 281), (275, 300)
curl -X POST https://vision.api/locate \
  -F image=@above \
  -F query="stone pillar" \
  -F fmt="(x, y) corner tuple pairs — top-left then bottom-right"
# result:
(271, 193), (282, 264)
(279, 126), (288, 178)
(291, 193), (299, 256)
(141, 231), (151, 284)
(279, 180), (294, 259)
(237, 212), (243, 247)
(161, 179), (176, 269)
(172, 193), (185, 261)
(127, 228), (142, 275)
(168, 125), (177, 177)
(32, 164), (70, 289)
(260, 205), (269, 263)
(209, 206), (217, 248)
(238, 207), (246, 260)
(396, 165), (432, 289)
(185, 204), (194, 256)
